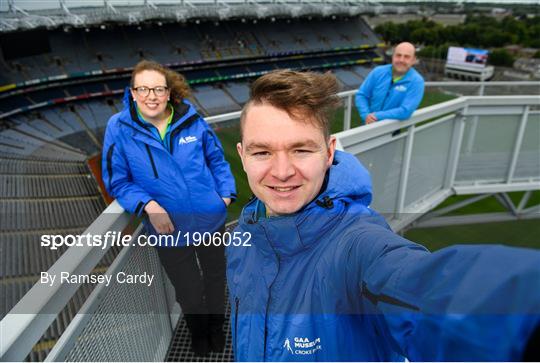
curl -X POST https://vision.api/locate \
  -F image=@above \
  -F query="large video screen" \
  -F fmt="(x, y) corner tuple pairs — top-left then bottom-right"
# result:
(446, 46), (489, 68)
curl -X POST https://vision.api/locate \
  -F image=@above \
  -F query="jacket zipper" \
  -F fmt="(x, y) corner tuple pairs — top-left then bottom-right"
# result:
(234, 297), (240, 357)
(380, 78), (394, 111)
(106, 143), (116, 186)
(144, 144), (159, 178)
(166, 114), (199, 218)
(263, 253), (280, 361)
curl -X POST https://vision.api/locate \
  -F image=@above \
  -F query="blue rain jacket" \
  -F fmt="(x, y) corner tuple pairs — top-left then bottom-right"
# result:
(355, 64), (425, 122)
(102, 89), (236, 244)
(227, 150), (540, 361)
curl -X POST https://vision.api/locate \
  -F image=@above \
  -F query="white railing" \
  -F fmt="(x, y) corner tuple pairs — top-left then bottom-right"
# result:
(1, 90), (539, 361)
(334, 95), (540, 231)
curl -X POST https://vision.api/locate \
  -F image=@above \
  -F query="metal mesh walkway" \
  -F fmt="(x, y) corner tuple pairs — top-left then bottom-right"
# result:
(165, 302), (234, 362)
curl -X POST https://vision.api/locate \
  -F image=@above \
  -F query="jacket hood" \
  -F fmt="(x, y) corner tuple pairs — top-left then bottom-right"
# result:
(120, 87), (196, 132)
(239, 150), (373, 256)
(122, 86), (132, 109)
(321, 150), (372, 206)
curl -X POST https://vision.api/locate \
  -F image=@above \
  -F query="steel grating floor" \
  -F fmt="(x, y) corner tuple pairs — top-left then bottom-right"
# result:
(165, 298), (234, 362)
(166, 223), (237, 362)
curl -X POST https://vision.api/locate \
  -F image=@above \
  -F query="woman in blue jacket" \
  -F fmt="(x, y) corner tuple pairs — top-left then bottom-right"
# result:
(102, 60), (236, 356)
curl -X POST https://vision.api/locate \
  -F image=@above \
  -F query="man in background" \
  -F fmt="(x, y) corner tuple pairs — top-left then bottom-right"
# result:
(355, 42), (425, 124)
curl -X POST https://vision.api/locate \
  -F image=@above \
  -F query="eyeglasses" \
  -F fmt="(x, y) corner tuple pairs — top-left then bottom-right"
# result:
(132, 86), (169, 97)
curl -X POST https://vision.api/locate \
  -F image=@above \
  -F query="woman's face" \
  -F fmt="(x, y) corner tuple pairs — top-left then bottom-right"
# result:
(131, 70), (170, 122)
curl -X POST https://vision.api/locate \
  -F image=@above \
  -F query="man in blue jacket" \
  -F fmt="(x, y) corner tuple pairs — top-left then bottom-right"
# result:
(355, 42), (425, 124)
(227, 69), (540, 361)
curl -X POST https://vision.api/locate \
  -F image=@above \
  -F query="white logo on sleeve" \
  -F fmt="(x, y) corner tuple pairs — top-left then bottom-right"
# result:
(283, 337), (322, 355)
(179, 136), (198, 145)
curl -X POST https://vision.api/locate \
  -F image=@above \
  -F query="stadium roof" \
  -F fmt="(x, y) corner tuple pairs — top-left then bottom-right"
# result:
(2, 0), (539, 12)
(0, 0), (395, 32)
(0, 0), (538, 32)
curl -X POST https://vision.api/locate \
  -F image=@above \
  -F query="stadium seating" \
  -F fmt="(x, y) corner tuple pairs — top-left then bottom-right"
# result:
(223, 82), (250, 104)
(353, 65), (373, 79)
(0, 156), (107, 310)
(334, 68), (365, 88)
(192, 85), (241, 115)
(1, 17), (378, 84)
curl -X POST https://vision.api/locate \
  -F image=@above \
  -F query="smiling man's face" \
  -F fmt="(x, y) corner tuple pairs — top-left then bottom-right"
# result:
(237, 102), (335, 216)
(392, 42), (416, 77)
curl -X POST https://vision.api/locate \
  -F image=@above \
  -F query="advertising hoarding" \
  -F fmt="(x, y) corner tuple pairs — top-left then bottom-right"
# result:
(447, 46), (489, 68)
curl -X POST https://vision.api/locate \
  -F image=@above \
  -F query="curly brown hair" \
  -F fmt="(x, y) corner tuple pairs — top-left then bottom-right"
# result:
(240, 70), (341, 141)
(130, 60), (190, 105)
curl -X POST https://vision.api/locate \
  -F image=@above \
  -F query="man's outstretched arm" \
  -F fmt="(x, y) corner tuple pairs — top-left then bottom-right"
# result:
(349, 218), (540, 361)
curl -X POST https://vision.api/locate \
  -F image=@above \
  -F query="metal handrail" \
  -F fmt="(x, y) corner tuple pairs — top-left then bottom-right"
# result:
(0, 201), (132, 361)
(1, 93), (539, 361)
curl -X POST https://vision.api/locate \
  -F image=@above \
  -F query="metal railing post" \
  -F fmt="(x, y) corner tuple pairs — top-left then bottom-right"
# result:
(465, 115), (479, 154)
(506, 105), (529, 183)
(395, 125), (415, 219)
(343, 94), (352, 131)
(517, 191), (532, 213)
(444, 108), (467, 189)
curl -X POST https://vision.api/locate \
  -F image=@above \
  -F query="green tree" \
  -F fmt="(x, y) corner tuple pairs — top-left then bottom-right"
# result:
(374, 16), (539, 52)
(480, 29), (514, 48)
(501, 15), (527, 43)
(418, 45), (436, 58)
(418, 44), (449, 59)
(411, 28), (435, 45)
(526, 24), (540, 48)
(489, 48), (515, 67)
(375, 22), (400, 44)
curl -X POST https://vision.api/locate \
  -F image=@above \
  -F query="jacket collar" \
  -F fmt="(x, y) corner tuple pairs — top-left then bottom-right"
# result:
(239, 151), (373, 258)
(390, 65), (419, 84)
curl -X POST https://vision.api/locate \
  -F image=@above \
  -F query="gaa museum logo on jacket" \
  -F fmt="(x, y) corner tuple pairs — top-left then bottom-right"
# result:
(179, 136), (198, 145)
(283, 337), (322, 355)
